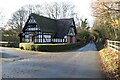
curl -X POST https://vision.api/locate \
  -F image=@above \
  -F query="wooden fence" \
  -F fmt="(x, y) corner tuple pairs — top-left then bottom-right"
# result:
(107, 40), (120, 52)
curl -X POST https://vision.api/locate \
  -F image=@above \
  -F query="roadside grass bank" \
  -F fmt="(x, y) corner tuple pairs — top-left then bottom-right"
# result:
(99, 48), (120, 80)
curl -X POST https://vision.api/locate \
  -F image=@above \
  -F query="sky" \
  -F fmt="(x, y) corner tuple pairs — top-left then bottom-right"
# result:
(0, 0), (94, 27)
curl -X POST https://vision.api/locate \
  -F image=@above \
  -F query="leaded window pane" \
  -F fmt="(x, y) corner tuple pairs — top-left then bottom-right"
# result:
(43, 39), (46, 42)
(38, 35), (42, 38)
(25, 34), (29, 38)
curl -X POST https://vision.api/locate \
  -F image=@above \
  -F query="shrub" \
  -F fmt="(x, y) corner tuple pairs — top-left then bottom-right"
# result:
(19, 43), (33, 50)
(77, 30), (91, 43)
(0, 43), (10, 47)
(0, 42), (19, 48)
(9, 42), (19, 48)
(19, 42), (85, 52)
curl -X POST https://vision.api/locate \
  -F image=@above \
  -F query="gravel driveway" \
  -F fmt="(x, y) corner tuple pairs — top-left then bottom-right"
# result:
(1, 43), (105, 78)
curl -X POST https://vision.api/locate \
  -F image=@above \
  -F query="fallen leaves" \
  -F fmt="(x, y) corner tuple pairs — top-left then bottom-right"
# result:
(99, 48), (119, 79)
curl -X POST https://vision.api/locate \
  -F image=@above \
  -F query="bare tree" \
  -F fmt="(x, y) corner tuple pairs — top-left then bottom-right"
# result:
(6, 4), (43, 34)
(44, 2), (77, 19)
(6, 8), (27, 33)
(21, 4), (43, 16)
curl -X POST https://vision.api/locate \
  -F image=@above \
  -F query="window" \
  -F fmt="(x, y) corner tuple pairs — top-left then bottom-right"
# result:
(43, 34), (51, 42)
(25, 32), (29, 35)
(25, 39), (29, 42)
(58, 39), (62, 42)
(61, 36), (67, 43)
(27, 27), (39, 31)
(64, 36), (67, 38)
(52, 38), (63, 43)
(35, 28), (39, 30)
(43, 39), (46, 42)
(28, 16), (36, 24)
(39, 39), (42, 43)
(43, 35), (51, 38)
(38, 32), (42, 34)
(25, 34), (29, 38)
(34, 34), (42, 43)
(68, 27), (75, 36)
(63, 39), (64, 42)
(38, 35), (42, 38)
(26, 24), (38, 31)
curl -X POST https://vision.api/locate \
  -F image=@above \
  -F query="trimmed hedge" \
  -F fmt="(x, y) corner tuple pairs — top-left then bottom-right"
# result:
(19, 42), (85, 52)
(0, 42), (19, 48)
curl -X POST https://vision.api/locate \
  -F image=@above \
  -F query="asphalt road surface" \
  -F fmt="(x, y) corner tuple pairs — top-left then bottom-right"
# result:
(1, 43), (105, 78)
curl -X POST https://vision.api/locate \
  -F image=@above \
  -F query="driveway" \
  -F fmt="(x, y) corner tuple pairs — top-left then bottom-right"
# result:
(1, 43), (105, 78)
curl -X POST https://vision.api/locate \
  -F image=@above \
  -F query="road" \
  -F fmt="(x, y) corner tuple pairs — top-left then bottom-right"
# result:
(1, 43), (105, 78)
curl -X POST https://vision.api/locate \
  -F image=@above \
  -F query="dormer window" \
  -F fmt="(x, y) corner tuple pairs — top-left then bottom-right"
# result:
(68, 27), (75, 36)
(28, 16), (36, 24)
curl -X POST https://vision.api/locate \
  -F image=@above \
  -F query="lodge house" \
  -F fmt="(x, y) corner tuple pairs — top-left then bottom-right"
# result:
(19, 13), (77, 44)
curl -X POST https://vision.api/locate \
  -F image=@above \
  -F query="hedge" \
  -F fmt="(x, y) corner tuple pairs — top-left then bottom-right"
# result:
(19, 42), (85, 52)
(0, 42), (19, 48)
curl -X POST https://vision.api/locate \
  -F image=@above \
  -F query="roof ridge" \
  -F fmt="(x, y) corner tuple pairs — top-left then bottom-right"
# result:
(30, 13), (73, 21)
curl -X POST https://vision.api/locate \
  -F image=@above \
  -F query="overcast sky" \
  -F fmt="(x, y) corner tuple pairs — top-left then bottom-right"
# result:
(0, 0), (94, 27)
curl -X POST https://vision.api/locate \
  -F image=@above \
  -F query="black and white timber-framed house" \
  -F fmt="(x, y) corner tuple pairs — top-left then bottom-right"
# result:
(19, 13), (77, 44)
